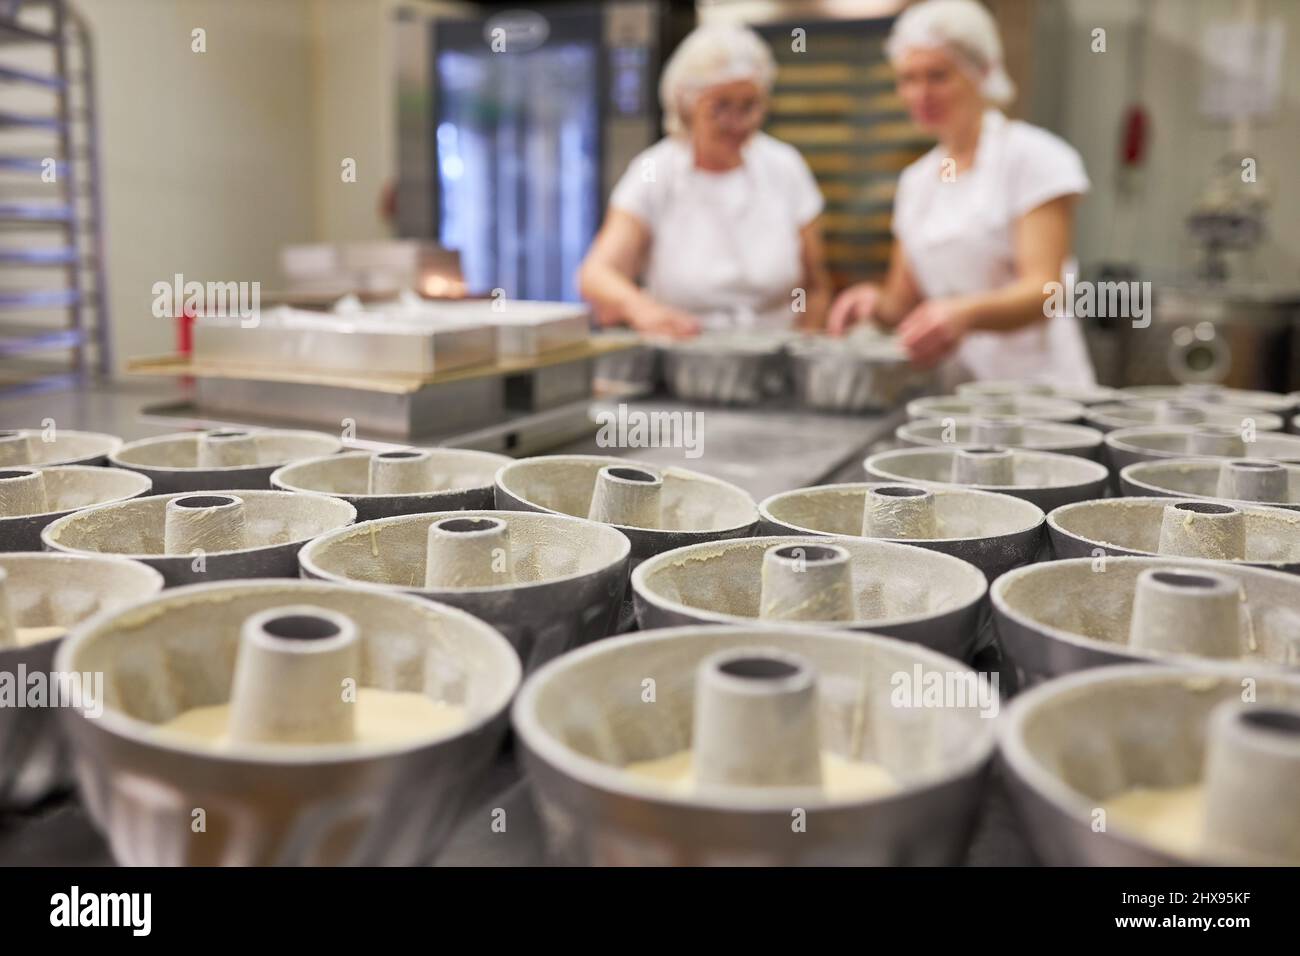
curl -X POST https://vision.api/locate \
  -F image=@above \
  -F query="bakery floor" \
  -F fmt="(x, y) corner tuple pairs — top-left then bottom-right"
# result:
(0, 378), (1037, 866)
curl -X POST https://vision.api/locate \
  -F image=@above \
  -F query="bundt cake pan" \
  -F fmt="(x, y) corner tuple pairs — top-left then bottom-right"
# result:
(1048, 497), (1300, 574)
(1104, 425), (1300, 471)
(865, 446), (1110, 512)
(660, 334), (788, 405)
(1085, 400), (1284, 434)
(955, 380), (1121, 406)
(759, 481), (1044, 580)
(1119, 384), (1297, 417)
(1120, 457), (1300, 512)
(907, 394), (1085, 424)
(272, 447), (510, 521)
(298, 510), (630, 673)
(0, 553), (164, 809)
(787, 337), (924, 412)
(896, 416), (1103, 459)
(494, 454), (758, 563)
(0, 428), (121, 468)
(631, 534), (987, 660)
(0, 466), (152, 551)
(110, 428), (343, 493)
(991, 556), (1300, 686)
(999, 665), (1300, 865)
(515, 624), (996, 865)
(42, 490), (356, 586)
(54, 579), (520, 865)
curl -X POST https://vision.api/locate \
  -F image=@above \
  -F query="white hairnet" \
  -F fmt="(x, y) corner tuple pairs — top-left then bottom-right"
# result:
(886, 0), (1016, 106)
(659, 24), (776, 138)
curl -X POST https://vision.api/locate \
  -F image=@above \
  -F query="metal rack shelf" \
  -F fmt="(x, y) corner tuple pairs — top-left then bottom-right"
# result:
(0, 0), (108, 396)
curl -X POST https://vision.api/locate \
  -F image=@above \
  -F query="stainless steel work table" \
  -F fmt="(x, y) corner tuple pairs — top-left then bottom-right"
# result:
(0, 378), (1035, 866)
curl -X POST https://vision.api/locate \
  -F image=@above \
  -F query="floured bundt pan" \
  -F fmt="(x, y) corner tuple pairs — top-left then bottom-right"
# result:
(298, 510), (630, 673)
(896, 416), (1103, 459)
(991, 556), (1300, 686)
(1048, 497), (1300, 574)
(1119, 457), (1300, 512)
(0, 428), (121, 468)
(515, 624), (996, 865)
(907, 394), (1085, 424)
(631, 534), (987, 660)
(110, 428), (343, 493)
(494, 455), (757, 562)
(865, 446), (1109, 512)
(999, 665), (1300, 865)
(1085, 399), (1284, 434)
(955, 379), (1122, 406)
(1104, 424), (1300, 471)
(0, 553), (163, 809)
(55, 579), (520, 865)
(1119, 384), (1296, 417)
(272, 447), (511, 521)
(42, 490), (356, 586)
(759, 481), (1043, 580)
(0, 466), (152, 551)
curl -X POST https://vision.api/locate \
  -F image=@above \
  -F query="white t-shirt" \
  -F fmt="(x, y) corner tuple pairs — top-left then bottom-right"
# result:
(610, 132), (824, 332)
(892, 109), (1095, 388)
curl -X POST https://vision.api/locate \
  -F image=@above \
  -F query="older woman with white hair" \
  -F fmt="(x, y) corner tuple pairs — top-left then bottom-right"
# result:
(578, 24), (830, 338)
(830, 0), (1095, 387)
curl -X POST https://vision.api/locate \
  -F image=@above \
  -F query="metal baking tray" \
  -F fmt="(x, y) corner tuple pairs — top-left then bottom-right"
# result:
(192, 307), (497, 378)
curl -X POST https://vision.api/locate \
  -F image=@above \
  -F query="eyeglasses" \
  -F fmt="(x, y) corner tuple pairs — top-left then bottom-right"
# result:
(704, 97), (766, 126)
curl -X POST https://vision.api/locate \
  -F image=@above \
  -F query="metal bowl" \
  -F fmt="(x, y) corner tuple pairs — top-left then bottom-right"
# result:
(299, 510), (630, 673)
(991, 556), (1300, 685)
(1120, 457), (1300, 511)
(759, 482), (1044, 580)
(42, 490), (356, 586)
(999, 665), (1300, 865)
(1086, 400), (1284, 434)
(515, 624), (995, 865)
(271, 448), (510, 521)
(0, 428), (121, 467)
(896, 416), (1103, 459)
(110, 428), (343, 493)
(1104, 426), (1300, 471)
(1, 466), (152, 552)
(865, 446), (1110, 512)
(1047, 497), (1300, 574)
(631, 534), (986, 660)
(54, 579), (520, 865)
(907, 395), (1085, 424)
(0, 553), (164, 809)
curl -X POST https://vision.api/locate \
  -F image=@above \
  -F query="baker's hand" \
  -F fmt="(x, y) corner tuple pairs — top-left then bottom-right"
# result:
(628, 300), (701, 340)
(897, 300), (969, 368)
(826, 283), (880, 336)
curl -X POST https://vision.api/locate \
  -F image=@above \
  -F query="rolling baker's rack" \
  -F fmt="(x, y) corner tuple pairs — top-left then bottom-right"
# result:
(0, 0), (109, 396)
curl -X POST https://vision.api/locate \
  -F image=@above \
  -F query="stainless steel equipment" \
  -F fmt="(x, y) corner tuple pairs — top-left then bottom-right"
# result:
(54, 579), (520, 865)
(42, 489), (357, 586)
(631, 534), (987, 660)
(759, 482), (1044, 580)
(0, 465), (151, 550)
(0, 552), (163, 809)
(515, 625), (996, 865)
